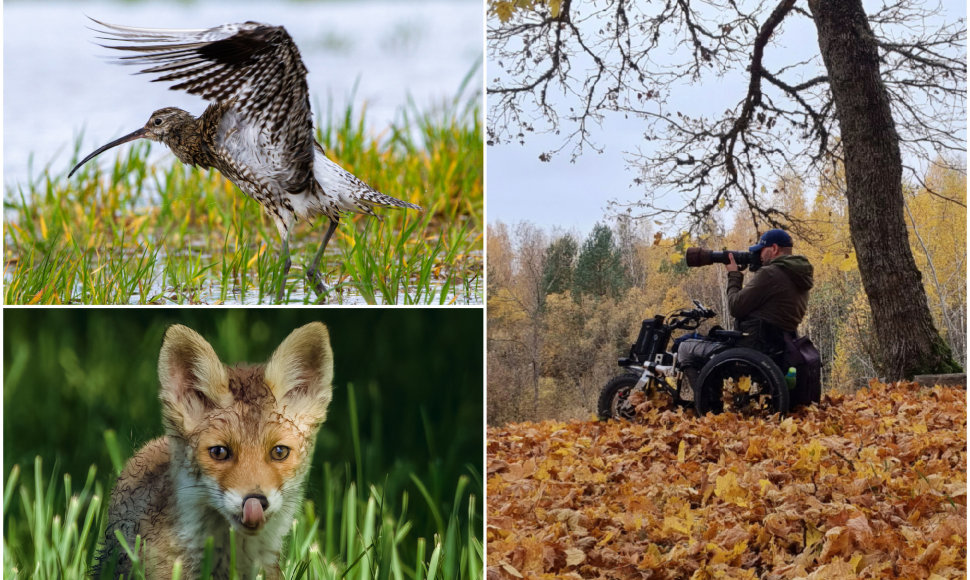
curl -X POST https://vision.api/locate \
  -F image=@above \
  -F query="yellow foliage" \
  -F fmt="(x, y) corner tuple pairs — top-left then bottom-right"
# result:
(904, 164), (966, 338)
(837, 252), (856, 272)
(830, 287), (876, 389)
(490, 0), (558, 22)
(736, 375), (752, 393)
(792, 439), (826, 473)
(706, 540), (748, 566)
(713, 471), (749, 507)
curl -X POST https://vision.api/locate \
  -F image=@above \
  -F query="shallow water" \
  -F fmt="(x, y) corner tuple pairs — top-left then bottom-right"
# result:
(125, 248), (484, 305)
(3, 0), (483, 187)
(11, 238), (483, 305)
(138, 274), (484, 306)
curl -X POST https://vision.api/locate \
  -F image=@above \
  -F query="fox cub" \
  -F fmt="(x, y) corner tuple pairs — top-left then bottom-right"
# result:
(94, 323), (333, 579)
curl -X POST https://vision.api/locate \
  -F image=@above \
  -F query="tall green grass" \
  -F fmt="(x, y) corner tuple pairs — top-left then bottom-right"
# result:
(3, 456), (481, 579)
(3, 73), (482, 305)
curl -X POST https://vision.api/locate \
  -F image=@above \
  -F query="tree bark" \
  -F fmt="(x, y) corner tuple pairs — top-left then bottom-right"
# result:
(808, 0), (960, 378)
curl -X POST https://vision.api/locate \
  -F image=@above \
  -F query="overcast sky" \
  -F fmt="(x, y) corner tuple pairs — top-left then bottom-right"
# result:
(3, 0), (482, 188)
(486, 0), (967, 238)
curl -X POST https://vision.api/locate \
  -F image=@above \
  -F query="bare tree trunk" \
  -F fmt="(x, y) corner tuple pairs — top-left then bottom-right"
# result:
(808, 0), (960, 378)
(531, 358), (540, 418)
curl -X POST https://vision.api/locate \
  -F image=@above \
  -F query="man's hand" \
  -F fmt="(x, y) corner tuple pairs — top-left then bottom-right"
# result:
(725, 252), (740, 273)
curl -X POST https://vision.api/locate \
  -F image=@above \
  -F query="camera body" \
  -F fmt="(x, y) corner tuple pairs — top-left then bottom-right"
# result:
(685, 247), (763, 271)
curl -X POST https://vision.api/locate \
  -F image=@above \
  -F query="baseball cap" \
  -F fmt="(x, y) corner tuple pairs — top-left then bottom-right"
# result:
(749, 229), (793, 253)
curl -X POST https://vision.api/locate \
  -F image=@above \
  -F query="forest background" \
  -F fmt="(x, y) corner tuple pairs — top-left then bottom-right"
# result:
(487, 162), (966, 424)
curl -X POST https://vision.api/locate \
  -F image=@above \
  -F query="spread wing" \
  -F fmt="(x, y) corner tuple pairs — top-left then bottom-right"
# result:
(90, 19), (314, 193)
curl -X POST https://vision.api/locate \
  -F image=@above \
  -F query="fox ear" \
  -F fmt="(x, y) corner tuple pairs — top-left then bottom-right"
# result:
(158, 325), (231, 433)
(264, 322), (334, 426)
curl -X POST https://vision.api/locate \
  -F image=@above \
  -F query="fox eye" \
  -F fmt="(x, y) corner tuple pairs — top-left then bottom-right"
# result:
(209, 446), (231, 461)
(270, 445), (290, 461)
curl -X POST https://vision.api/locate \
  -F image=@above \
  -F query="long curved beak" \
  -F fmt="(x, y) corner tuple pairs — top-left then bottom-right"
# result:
(68, 127), (149, 178)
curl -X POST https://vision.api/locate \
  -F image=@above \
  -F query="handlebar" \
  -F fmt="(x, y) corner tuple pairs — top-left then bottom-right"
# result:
(692, 299), (717, 318)
(667, 301), (717, 330)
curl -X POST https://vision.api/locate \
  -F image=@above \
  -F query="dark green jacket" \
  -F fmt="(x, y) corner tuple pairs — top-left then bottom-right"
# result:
(726, 254), (814, 338)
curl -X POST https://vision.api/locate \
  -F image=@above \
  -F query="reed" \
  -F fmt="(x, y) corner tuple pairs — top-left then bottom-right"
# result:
(4, 75), (482, 305)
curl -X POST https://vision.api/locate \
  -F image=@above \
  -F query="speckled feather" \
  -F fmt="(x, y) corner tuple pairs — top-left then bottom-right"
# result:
(89, 19), (422, 234)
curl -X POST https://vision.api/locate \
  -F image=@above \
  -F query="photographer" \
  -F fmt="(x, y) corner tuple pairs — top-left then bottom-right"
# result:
(676, 229), (820, 408)
(725, 229), (814, 353)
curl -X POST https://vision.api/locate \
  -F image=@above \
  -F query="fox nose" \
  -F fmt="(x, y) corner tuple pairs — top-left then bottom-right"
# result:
(241, 494), (269, 529)
(244, 494), (269, 510)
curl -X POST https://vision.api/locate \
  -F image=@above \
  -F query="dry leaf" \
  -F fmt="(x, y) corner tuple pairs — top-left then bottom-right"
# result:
(564, 547), (585, 566)
(487, 382), (967, 577)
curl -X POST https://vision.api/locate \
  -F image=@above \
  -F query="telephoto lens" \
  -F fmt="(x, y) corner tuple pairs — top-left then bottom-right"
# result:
(685, 247), (714, 267)
(684, 247), (761, 270)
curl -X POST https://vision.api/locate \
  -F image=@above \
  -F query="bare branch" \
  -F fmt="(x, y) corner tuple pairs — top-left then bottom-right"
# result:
(488, 0), (966, 230)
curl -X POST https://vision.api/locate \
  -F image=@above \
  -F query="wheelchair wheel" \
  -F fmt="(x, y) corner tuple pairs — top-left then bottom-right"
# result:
(598, 372), (671, 421)
(693, 347), (789, 416)
(597, 374), (640, 421)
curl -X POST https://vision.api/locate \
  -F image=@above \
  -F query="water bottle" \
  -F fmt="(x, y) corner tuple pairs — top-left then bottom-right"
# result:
(785, 367), (796, 390)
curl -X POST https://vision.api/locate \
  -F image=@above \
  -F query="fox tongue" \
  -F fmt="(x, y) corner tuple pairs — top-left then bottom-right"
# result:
(242, 497), (264, 528)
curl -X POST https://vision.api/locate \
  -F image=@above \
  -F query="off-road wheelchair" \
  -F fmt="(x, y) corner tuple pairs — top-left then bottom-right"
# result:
(597, 301), (820, 421)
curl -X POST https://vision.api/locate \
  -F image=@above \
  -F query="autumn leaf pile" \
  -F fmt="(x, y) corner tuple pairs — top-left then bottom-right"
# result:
(487, 381), (966, 579)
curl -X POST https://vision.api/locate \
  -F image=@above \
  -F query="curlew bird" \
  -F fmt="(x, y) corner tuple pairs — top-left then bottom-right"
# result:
(68, 19), (423, 302)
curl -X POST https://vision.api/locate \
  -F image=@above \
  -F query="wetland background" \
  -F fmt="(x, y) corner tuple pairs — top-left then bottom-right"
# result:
(4, 0), (484, 304)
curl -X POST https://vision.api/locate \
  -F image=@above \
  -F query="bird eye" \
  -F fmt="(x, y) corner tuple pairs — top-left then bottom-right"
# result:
(270, 445), (290, 461)
(153, 117), (163, 126)
(209, 446), (231, 461)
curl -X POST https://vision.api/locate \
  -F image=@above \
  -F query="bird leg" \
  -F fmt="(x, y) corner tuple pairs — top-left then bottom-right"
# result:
(307, 218), (339, 296)
(274, 236), (292, 303)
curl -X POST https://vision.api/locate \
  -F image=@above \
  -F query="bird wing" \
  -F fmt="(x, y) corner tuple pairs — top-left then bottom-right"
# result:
(90, 19), (314, 193)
